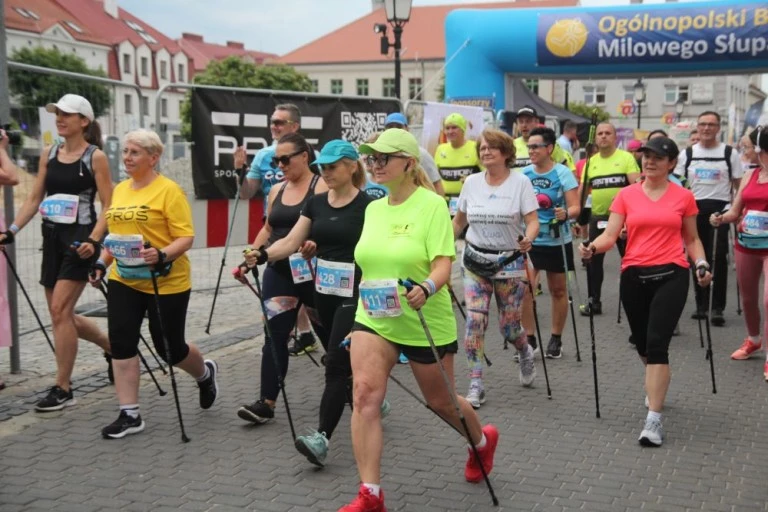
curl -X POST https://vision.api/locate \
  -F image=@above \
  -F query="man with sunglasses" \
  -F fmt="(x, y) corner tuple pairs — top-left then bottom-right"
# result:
(384, 113), (445, 197)
(674, 111), (742, 325)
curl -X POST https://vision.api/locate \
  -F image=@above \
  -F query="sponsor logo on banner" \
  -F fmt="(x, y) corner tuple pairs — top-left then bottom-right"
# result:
(537, 4), (768, 66)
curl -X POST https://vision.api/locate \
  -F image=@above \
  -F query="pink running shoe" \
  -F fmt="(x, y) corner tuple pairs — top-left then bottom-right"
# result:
(731, 338), (762, 360)
(465, 424), (499, 483)
(338, 485), (386, 512)
(763, 361), (768, 382)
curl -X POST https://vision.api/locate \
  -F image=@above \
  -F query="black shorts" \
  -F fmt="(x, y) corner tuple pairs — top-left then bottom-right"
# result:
(40, 222), (96, 288)
(529, 242), (574, 273)
(351, 322), (458, 364)
(107, 280), (191, 365)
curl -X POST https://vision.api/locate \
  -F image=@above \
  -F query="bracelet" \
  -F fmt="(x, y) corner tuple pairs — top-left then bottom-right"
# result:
(96, 259), (106, 268)
(423, 278), (437, 296)
(414, 282), (430, 298)
(9, 224), (19, 234)
(695, 259), (708, 269)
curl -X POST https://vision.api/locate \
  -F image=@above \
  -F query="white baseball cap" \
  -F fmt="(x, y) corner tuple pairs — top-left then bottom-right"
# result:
(45, 94), (94, 121)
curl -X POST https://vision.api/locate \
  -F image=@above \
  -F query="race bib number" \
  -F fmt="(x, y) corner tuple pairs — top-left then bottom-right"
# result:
(359, 279), (402, 318)
(315, 259), (355, 297)
(289, 253), (316, 284)
(448, 197), (459, 216)
(104, 234), (144, 265)
(742, 210), (768, 236)
(693, 167), (722, 184)
(39, 194), (78, 224)
(596, 220), (608, 230)
(493, 255), (525, 279)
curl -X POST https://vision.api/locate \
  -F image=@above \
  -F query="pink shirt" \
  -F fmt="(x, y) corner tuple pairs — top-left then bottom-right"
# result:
(610, 182), (698, 271)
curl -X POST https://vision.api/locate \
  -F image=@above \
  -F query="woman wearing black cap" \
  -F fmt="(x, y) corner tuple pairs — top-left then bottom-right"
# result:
(579, 137), (711, 447)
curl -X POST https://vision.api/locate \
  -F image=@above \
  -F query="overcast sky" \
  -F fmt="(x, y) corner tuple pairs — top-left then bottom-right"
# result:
(119, 0), (698, 56)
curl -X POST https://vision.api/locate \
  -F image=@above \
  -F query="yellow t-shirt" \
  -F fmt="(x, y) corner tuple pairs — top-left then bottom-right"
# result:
(434, 140), (481, 196)
(105, 175), (194, 294)
(580, 149), (639, 216)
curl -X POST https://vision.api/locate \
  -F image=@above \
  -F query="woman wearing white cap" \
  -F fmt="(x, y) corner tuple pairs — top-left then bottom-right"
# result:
(0, 94), (113, 411)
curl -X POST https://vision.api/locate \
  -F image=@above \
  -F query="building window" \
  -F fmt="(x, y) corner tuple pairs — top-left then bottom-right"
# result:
(623, 86), (634, 101)
(356, 79), (369, 96)
(382, 78), (396, 98)
(140, 57), (148, 77)
(124, 94), (132, 115)
(160, 61), (168, 80)
(177, 63), (185, 82)
(141, 96), (149, 116)
(310, 80), (318, 93)
(664, 84), (689, 104)
(525, 79), (539, 95)
(584, 86), (606, 105)
(408, 78), (423, 100)
(122, 54), (131, 74)
(161, 98), (168, 118)
(331, 79), (343, 95)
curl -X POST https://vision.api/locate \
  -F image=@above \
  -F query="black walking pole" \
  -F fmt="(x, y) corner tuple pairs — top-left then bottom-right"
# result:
(551, 220), (581, 362)
(144, 243), (190, 443)
(448, 285), (492, 367)
(205, 168), (246, 334)
(581, 242), (601, 418)
(1, 249), (55, 354)
(704, 231), (718, 394)
(519, 247), (553, 399)
(733, 223), (742, 315)
(245, 252), (298, 441)
(399, 278), (499, 507)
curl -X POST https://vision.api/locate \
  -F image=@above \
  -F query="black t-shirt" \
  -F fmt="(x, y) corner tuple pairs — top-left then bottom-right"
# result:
(302, 191), (371, 263)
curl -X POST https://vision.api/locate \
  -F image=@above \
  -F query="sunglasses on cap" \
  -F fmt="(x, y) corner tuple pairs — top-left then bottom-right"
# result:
(271, 149), (305, 168)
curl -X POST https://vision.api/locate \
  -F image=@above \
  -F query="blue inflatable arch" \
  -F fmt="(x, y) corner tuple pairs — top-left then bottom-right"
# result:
(445, 0), (768, 108)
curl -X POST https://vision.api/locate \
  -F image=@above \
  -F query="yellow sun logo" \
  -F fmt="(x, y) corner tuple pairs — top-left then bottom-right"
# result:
(545, 18), (589, 58)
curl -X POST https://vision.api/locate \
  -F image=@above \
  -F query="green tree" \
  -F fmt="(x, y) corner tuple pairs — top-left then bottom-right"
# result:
(557, 101), (611, 123)
(180, 57), (314, 140)
(9, 47), (112, 119)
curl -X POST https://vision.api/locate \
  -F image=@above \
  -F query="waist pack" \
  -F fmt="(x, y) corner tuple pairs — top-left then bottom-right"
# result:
(116, 260), (172, 280)
(463, 244), (522, 279)
(737, 232), (768, 250)
(630, 263), (681, 284)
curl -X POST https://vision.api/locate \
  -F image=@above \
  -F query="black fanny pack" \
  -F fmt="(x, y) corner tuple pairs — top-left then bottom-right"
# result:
(463, 244), (522, 278)
(632, 264), (681, 284)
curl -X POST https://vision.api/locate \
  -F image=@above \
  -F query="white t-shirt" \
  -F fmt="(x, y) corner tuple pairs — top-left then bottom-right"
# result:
(458, 170), (539, 251)
(674, 143), (743, 202)
(419, 146), (440, 184)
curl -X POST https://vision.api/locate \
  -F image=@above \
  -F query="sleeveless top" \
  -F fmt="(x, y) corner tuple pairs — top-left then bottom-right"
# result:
(735, 167), (768, 255)
(44, 144), (98, 226)
(267, 174), (320, 275)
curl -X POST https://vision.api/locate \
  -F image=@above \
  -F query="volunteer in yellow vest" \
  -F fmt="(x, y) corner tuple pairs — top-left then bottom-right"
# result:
(90, 129), (219, 440)
(576, 122), (640, 315)
(434, 113), (481, 216)
(513, 106), (575, 172)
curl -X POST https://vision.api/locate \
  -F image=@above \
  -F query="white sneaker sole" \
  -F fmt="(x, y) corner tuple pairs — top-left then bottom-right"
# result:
(201, 360), (219, 409)
(35, 398), (76, 412)
(638, 431), (662, 447)
(104, 420), (146, 439)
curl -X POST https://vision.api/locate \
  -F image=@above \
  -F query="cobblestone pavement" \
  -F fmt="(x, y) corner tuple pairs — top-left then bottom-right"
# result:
(0, 250), (767, 511)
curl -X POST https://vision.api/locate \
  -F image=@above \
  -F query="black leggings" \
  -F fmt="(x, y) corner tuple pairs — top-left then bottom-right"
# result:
(259, 265), (329, 402)
(588, 215), (626, 303)
(692, 200), (730, 311)
(621, 265), (689, 365)
(314, 292), (356, 439)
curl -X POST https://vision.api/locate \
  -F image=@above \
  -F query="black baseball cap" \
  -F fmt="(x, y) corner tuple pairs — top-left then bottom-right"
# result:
(516, 106), (538, 118)
(639, 137), (680, 159)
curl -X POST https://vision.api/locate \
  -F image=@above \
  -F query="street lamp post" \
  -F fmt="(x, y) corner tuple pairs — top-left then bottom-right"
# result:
(634, 79), (646, 130)
(675, 97), (685, 123)
(373, 0), (413, 99)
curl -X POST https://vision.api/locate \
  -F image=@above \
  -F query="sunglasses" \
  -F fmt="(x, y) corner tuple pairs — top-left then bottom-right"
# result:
(270, 119), (293, 127)
(271, 149), (305, 168)
(364, 154), (409, 168)
(526, 143), (549, 150)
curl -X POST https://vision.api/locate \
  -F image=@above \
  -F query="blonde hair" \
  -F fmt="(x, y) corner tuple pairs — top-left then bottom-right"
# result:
(340, 157), (367, 189)
(124, 129), (164, 156)
(408, 158), (435, 192)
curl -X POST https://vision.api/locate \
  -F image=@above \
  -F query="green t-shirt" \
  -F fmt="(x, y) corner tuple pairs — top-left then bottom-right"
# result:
(434, 141), (481, 197)
(580, 149), (639, 216)
(354, 187), (457, 346)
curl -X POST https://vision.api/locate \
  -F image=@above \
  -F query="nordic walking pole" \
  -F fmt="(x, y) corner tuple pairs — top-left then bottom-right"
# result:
(733, 223), (742, 315)
(704, 231), (718, 394)
(581, 241), (601, 418)
(448, 285), (492, 367)
(399, 278), (499, 507)
(144, 243), (190, 443)
(551, 220), (581, 362)
(519, 248), (553, 399)
(205, 167), (246, 334)
(1, 249), (55, 354)
(245, 250), (298, 441)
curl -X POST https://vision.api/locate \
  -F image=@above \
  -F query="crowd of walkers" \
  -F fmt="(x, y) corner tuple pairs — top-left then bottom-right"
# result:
(2, 93), (766, 512)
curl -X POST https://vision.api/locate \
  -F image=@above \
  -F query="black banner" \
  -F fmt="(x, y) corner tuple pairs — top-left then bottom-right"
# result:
(190, 89), (401, 199)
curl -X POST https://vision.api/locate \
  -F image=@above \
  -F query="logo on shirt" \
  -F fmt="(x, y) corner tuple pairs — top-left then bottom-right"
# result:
(390, 223), (412, 237)
(591, 175), (629, 189)
(530, 177), (552, 190)
(105, 205), (150, 222)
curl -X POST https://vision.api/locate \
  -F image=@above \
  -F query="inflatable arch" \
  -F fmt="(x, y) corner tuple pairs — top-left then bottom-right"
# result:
(445, 0), (768, 110)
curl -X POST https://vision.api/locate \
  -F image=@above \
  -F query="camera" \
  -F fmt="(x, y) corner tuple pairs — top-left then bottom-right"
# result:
(1, 123), (23, 146)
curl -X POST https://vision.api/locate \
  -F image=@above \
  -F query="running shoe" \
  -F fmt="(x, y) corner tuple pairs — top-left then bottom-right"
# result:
(764, 360), (768, 382)
(711, 309), (725, 326)
(545, 336), (562, 359)
(380, 398), (391, 419)
(295, 430), (328, 467)
(465, 424), (499, 483)
(579, 301), (602, 316)
(338, 485), (386, 512)
(237, 399), (274, 424)
(638, 417), (664, 447)
(197, 360), (219, 409)
(513, 336), (537, 362)
(731, 338), (762, 360)
(288, 332), (318, 356)
(101, 410), (145, 439)
(466, 381), (486, 409)
(519, 346), (537, 387)
(398, 353), (409, 364)
(691, 308), (707, 320)
(35, 385), (75, 412)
